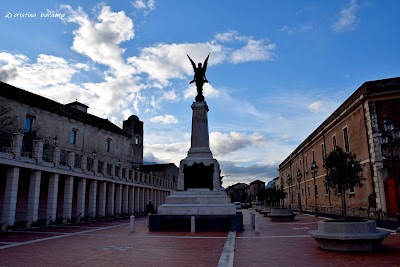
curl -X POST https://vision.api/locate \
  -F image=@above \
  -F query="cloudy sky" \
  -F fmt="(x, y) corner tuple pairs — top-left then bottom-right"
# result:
(0, 1), (399, 187)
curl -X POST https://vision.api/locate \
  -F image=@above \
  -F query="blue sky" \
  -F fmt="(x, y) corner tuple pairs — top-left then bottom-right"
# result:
(1, 0), (399, 187)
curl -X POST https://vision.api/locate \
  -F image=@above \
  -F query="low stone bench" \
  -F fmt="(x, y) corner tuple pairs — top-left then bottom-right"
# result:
(267, 208), (297, 221)
(260, 207), (271, 216)
(309, 220), (390, 251)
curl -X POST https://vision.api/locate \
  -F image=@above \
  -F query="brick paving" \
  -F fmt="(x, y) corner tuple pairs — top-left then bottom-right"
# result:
(0, 210), (399, 266)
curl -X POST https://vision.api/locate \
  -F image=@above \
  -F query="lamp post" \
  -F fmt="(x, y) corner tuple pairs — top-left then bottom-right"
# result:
(287, 174), (292, 209)
(379, 119), (400, 233)
(311, 160), (319, 216)
(296, 169), (303, 212)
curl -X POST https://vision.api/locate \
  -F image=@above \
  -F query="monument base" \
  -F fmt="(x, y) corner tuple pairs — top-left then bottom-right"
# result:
(151, 189), (243, 232)
(148, 214), (244, 232)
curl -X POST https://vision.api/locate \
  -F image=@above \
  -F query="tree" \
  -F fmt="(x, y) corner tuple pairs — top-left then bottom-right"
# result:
(323, 146), (365, 221)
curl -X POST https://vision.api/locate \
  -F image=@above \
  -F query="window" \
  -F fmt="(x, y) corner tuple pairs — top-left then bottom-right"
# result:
(308, 186), (310, 197)
(106, 139), (111, 152)
(315, 184), (318, 196)
(312, 150), (315, 161)
(325, 182), (329, 195)
(332, 135), (337, 148)
(70, 129), (77, 144)
(305, 155), (308, 173)
(24, 116), (33, 133)
(135, 135), (140, 145)
(343, 127), (350, 152)
(301, 187), (304, 196)
(321, 143), (325, 159)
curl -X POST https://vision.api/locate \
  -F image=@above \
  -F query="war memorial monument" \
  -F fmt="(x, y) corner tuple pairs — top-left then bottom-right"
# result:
(149, 54), (243, 231)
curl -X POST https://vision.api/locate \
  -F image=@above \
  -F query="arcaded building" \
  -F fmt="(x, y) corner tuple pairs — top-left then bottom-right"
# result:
(278, 77), (400, 219)
(0, 81), (176, 230)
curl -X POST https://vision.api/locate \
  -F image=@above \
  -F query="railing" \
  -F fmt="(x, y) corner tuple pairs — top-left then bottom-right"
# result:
(60, 149), (68, 166)
(0, 132), (177, 190)
(106, 163), (112, 176)
(98, 161), (104, 174)
(22, 134), (34, 158)
(87, 157), (93, 172)
(0, 130), (12, 153)
(74, 154), (82, 169)
(42, 144), (53, 162)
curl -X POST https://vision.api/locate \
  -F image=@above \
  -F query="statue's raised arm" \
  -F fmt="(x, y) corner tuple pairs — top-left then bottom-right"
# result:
(187, 53), (211, 102)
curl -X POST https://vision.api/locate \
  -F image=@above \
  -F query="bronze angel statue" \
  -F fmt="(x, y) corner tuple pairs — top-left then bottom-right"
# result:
(187, 53), (210, 101)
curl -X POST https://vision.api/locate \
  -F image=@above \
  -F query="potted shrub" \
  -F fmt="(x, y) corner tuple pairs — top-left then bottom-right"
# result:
(309, 147), (390, 251)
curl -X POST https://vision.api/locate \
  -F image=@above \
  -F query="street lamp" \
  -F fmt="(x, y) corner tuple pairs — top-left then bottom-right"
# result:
(311, 160), (319, 216)
(379, 119), (400, 233)
(287, 174), (292, 209)
(296, 169), (303, 212)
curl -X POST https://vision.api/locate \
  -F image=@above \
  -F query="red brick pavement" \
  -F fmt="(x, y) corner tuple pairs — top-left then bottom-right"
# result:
(0, 211), (399, 266)
(235, 209), (400, 267)
(0, 217), (227, 267)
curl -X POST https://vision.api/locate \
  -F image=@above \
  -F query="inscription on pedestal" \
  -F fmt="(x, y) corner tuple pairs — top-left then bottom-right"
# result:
(183, 162), (214, 190)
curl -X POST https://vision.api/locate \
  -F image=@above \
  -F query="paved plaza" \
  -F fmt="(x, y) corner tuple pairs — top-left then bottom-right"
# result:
(0, 209), (400, 266)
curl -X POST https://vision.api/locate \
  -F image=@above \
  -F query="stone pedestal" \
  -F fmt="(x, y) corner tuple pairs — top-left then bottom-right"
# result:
(150, 101), (242, 231)
(177, 101), (221, 191)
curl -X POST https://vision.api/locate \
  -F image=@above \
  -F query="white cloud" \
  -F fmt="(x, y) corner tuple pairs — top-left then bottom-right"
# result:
(127, 42), (225, 86)
(183, 82), (220, 100)
(161, 90), (179, 102)
(0, 53), (82, 89)
(133, 0), (155, 11)
(308, 101), (325, 113)
(61, 4), (134, 69)
(333, 0), (359, 32)
(210, 131), (267, 156)
(279, 24), (313, 35)
(230, 39), (275, 63)
(149, 115), (178, 125)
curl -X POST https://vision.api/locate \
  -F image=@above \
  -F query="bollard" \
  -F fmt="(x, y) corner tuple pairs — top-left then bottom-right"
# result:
(251, 212), (255, 228)
(130, 215), (135, 232)
(255, 215), (260, 233)
(191, 216), (195, 233)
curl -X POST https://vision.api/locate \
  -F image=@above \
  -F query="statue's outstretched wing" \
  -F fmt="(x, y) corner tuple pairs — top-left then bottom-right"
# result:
(187, 55), (196, 71)
(203, 53), (210, 73)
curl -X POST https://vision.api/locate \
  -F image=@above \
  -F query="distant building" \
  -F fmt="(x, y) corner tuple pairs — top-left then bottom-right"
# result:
(278, 77), (400, 219)
(0, 81), (176, 230)
(249, 180), (266, 202)
(139, 163), (179, 183)
(226, 183), (249, 203)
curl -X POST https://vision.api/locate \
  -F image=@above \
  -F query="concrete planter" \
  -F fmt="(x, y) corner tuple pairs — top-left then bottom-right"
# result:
(309, 220), (390, 251)
(267, 208), (297, 221)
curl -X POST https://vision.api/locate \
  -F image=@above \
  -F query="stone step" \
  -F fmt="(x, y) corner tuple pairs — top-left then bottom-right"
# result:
(172, 190), (229, 196)
(157, 203), (236, 215)
(165, 195), (231, 204)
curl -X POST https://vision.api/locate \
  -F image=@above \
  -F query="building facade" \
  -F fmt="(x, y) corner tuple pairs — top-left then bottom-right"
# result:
(249, 180), (265, 202)
(278, 77), (400, 218)
(139, 163), (179, 184)
(0, 82), (176, 230)
(226, 183), (249, 203)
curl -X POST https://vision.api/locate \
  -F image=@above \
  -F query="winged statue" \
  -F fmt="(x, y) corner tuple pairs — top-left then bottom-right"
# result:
(187, 53), (210, 101)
